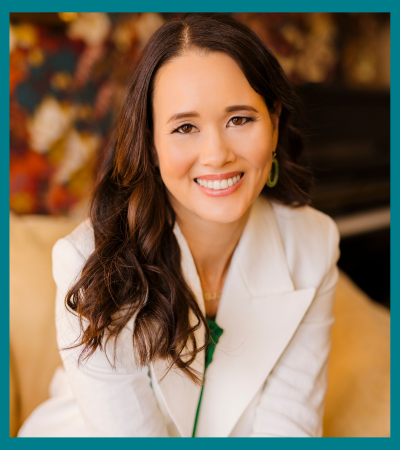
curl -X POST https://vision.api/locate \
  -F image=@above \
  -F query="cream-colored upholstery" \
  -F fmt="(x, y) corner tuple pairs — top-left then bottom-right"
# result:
(323, 270), (390, 437)
(9, 212), (390, 437)
(10, 212), (79, 435)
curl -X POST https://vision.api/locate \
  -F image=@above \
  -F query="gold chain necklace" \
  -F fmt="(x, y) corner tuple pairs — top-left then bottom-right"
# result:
(203, 292), (222, 301)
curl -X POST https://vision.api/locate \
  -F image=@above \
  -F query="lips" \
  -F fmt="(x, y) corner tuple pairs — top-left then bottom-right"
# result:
(194, 171), (242, 181)
(195, 173), (243, 190)
(194, 172), (245, 197)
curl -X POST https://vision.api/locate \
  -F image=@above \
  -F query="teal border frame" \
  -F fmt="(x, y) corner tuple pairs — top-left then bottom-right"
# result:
(5, 1), (396, 448)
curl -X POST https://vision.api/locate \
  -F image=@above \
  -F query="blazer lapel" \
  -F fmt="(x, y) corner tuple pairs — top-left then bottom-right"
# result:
(151, 222), (205, 438)
(152, 196), (316, 437)
(195, 197), (316, 437)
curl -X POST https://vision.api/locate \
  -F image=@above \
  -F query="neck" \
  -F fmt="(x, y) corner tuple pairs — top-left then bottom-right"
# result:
(172, 201), (251, 293)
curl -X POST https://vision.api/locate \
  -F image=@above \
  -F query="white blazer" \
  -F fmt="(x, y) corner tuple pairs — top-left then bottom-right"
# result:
(19, 195), (340, 438)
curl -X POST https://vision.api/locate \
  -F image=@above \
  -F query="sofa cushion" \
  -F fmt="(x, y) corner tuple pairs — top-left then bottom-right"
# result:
(10, 212), (80, 434)
(323, 270), (390, 437)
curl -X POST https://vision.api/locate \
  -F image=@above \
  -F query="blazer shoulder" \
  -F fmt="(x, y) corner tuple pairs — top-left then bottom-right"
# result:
(270, 200), (339, 246)
(268, 199), (340, 288)
(52, 219), (94, 289)
(58, 218), (95, 260)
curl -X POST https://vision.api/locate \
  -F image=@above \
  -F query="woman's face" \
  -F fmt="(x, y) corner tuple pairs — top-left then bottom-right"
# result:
(152, 50), (280, 224)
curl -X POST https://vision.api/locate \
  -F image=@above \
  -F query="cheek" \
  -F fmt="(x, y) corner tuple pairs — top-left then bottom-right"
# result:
(238, 125), (274, 168)
(156, 138), (196, 181)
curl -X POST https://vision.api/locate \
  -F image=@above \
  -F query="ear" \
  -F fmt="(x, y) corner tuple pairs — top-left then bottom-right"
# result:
(151, 144), (160, 168)
(270, 101), (281, 152)
(271, 101), (282, 131)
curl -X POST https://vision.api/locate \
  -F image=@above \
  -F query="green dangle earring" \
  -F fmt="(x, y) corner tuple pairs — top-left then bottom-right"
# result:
(266, 151), (279, 187)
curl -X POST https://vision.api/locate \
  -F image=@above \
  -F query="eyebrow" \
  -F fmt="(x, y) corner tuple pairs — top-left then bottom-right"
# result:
(166, 105), (259, 124)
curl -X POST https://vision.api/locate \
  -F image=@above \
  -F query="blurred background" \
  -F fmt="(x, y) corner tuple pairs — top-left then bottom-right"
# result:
(9, 12), (390, 308)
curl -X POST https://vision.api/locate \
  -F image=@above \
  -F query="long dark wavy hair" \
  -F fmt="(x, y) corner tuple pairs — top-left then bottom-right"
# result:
(65, 13), (312, 386)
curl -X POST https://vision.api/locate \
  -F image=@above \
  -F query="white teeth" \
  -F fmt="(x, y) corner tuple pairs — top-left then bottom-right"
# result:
(197, 174), (242, 190)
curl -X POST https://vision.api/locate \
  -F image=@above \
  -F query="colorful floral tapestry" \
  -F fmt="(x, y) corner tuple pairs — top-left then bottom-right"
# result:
(9, 12), (389, 215)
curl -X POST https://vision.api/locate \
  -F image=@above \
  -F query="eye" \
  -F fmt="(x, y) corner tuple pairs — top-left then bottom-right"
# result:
(228, 116), (254, 127)
(173, 123), (198, 134)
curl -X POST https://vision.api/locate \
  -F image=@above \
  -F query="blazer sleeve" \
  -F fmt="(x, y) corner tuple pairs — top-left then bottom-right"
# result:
(53, 237), (169, 437)
(249, 217), (340, 437)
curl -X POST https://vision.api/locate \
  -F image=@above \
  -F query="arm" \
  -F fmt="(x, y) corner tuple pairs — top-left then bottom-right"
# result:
(249, 218), (340, 437)
(53, 237), (169, 437)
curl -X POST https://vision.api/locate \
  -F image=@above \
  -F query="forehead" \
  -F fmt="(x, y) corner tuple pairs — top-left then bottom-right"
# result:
(152, 50), (266, 120)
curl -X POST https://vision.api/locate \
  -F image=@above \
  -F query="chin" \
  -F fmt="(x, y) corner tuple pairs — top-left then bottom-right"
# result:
(195, 202), (248, 224)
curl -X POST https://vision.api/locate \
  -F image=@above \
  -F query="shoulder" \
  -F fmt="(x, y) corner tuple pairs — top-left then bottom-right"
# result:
(270, 199), (339, 246)
(64, 218), (95, 258)
(53, 218), (94, 260)
(260, 196), (340, 289)
(52, 218), (95, 290)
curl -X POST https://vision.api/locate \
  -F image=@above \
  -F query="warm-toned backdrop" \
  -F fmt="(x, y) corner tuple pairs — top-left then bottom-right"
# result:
(10, 12), (390, 215)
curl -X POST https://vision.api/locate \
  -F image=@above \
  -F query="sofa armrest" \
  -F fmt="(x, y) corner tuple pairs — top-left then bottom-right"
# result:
(323, 270), (390, 437)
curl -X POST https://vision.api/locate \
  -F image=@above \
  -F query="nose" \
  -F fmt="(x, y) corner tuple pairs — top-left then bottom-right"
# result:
(198, 127), (236, 168)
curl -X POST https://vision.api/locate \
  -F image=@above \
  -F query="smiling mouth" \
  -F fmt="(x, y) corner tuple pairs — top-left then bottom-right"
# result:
(195, 173), (244, 190)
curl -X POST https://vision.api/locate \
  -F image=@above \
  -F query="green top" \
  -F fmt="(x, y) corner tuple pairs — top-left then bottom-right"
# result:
(192, 315), (224, 437)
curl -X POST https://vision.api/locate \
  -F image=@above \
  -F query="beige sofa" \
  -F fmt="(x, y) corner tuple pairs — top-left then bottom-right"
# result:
(9, 212), (390, 437)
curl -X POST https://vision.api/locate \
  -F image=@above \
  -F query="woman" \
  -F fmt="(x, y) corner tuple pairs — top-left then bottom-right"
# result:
(18, 13), (340, 437)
